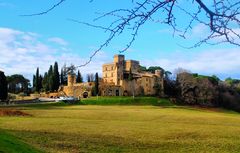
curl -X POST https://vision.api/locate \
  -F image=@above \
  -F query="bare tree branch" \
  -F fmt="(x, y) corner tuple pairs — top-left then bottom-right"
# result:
(21, 0), (240, 68)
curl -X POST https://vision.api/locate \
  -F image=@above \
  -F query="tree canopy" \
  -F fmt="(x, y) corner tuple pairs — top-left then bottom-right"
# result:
(7, 74), (30, 94)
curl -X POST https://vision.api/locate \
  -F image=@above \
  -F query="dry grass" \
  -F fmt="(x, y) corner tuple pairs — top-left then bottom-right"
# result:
(0, 104), (240, 153)
(0, 109), (31, 117)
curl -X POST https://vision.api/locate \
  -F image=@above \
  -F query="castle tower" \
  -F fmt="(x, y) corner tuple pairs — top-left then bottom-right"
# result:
(155, 69), (164, 96)
(67, 74), (76, 86)
(114, 55), (125, 85)
(114, 54), (125, 64)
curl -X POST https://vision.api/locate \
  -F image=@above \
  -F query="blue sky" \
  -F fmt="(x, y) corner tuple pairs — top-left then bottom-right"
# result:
(0, 0), (239, 81)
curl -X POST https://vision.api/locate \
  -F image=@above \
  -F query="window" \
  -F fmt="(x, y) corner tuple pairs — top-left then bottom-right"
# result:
(111, 73), (114, 77)
(105, 73), (107, 78)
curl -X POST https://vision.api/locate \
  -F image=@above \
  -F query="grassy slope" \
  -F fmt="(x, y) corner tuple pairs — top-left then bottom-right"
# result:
(81, 96), (173, 106)
(0, 130), (41, 153)
(0, 98), (240, 153)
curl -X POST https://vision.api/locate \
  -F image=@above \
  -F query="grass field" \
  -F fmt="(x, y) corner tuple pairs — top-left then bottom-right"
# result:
(0, 97), (240, 153)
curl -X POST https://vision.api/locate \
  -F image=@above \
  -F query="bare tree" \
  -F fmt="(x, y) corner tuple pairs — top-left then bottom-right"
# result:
(173, 67), (191, 78)
(22, 0), (240, 66)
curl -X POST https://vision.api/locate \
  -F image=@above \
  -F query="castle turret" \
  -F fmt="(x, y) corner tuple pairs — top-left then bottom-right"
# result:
(114, 54), (125, 64)
(68, 74), (76, 86)
(113, 55), (124, 85)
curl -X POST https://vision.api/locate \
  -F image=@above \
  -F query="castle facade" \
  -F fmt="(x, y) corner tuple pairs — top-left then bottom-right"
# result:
(60, 54), (164, 98)
(101, 55), (164, 96)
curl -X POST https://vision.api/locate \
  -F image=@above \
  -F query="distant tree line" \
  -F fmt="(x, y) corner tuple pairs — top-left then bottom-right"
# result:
(33, 62), (60, 93)
(33, 62), (86, 93)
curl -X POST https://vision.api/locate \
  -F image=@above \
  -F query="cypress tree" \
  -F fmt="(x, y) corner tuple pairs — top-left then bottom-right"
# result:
(35, 67), (40, 93)
(42, 72), (49, 92)
(76, 70), (83, 83)
(53, 62), (60, 91)
(60, 67), (67, 85)
(0, 71), (8, 101)
(94, 73), (99, 96)
(87, 74), (91, 82)
(48, 65), (54, 92)
(33, 75), (36, 91)
(39, 75), (43, 91)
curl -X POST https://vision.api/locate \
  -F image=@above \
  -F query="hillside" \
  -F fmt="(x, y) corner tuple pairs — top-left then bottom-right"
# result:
(0, 101), (240, 153)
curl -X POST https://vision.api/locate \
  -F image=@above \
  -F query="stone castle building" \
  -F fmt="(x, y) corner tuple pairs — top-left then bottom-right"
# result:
(101, 55), (164, 96)
(59, 54), (164, 98)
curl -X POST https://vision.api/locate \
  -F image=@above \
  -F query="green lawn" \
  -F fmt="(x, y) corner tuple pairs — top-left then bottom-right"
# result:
(0, 130), (42, 153)
(0, 98), (240, 153)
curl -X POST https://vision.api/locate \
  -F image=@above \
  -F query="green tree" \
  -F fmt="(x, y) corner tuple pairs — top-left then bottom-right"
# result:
(60, 65), (68, 85)
(32, 75), (36, 90)
(87, 73), (94, 82)
(53, 62), (60, 91)
(39, 75), (43, 91)
(76, 70), (83, 83)
(48, 65), (54, 92)
(94, 72), (99, 96)
(0, 71), (8, 101)
(35, 67), (40, 93)
(42, 72), (49, 92)
(7, 74), (29, 94)
(147, 66), (164, 74)
(128, 68), (135, 98)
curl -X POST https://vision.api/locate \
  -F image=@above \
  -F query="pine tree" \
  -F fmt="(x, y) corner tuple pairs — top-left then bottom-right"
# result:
(53, 62), (60, 91)
(0, 71), (8, 101)
(94, 72), (99, 96)
(76, 70), (83, 83)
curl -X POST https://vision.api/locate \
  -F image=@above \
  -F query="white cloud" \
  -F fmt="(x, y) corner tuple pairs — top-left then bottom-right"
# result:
(48, 37), (68, 46)
(0, 27), (109, 82)
(142, 48), (240, 79)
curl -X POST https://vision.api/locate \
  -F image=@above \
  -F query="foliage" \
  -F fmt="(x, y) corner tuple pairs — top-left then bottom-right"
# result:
(53, 62), (60, 91)
(147, 66), (164, 74)
(34, 68), (41, 93)
(76, 70), (83, 83)
(60, 65), (68, 85)
(7, 74), (30, 94)
(164, 79), (177, 97)
(0, 71), (8, 101)
(94, 73), (99, 96)
(225, 77), (240, 86)
(87, 73), (94, 82)
(192, 73), (220, 85)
